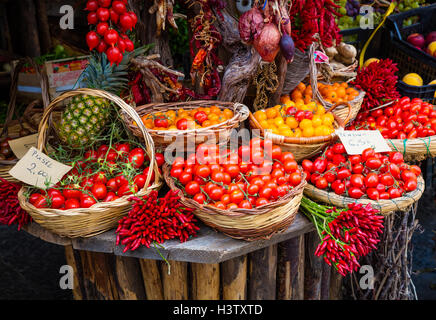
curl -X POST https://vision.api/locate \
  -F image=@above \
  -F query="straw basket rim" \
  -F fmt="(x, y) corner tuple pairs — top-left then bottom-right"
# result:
(303, 175), (425, 215)
(386, 134), (436, 161)
(18, 88), (162, 235)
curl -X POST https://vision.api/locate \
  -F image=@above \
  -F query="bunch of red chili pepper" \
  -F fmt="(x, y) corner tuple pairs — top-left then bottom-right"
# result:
(0, 178), (32, 230)
(289, 0), (342, 52)
(188, 0), (224, 99)
(351, 59), (401, 111)
(300, 196), (384, 276)
(116, 190), (199, 252)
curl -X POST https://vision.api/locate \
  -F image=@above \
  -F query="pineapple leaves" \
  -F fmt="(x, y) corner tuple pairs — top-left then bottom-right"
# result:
(74, 44), (154, 95)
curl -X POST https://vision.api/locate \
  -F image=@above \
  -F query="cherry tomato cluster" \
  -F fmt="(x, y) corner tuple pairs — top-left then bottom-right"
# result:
(85, 0), (137, 65)
(169, 139), (304, 210)
(303, 144), (421, 200)
(28, 143), (164, 210)
(350, 97), (436, 139)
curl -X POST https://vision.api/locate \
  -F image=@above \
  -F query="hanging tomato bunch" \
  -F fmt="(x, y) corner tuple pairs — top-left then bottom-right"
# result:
(85, 0), (138, 65)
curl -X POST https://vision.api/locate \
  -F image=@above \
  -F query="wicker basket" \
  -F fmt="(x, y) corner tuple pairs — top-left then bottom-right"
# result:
(385, 136), (436, 162)
(17, 88), (162, 238)
(303, 175), (425, 215)
(163, 164), (307, 241)
(314, 81), (365, 124)
(249, 102), (352, 163)
(125, 100), (249, 150)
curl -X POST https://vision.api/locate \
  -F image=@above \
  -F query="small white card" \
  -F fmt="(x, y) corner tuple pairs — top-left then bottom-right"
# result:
(8, 134), (38, 159)
(336, 129), (392, 155)
(9, 147), (72, 189)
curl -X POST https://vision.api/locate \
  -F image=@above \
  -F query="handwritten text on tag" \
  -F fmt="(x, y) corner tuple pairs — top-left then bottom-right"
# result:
(9, 147), (72, 189)
(336, 130), (392, 155)
(8, 134), (38, 159)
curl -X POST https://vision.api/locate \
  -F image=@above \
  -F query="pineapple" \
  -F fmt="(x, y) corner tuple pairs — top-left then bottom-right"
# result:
(57, 47), (146, 148)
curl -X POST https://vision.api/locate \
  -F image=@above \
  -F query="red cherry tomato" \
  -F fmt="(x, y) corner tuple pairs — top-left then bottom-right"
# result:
(65, 198), (81, 209)
(185, 181), (201, 196)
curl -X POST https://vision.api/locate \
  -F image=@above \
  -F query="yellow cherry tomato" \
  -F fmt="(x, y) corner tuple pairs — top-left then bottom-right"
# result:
(302, 126), (315, 137)
(299, 119), (313, 130)
(312, 115), (323, 127)
(265, 108), (278, 119)
(274, 117), (285, 127)
(254, 110), (267, 122)
(223, 109), (234, 119)
(285, 116), (298, 129)
(314, 126), (325, 136)
(259, 120), (269, 129)
(315, 104), (326, 115)
(294, 128), (302, 137)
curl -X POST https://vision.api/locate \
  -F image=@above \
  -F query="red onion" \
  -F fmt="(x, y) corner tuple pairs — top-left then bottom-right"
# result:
(280, 34), (295, 63)
(253, 23), (281, 62)
(238, 7), (264, 44)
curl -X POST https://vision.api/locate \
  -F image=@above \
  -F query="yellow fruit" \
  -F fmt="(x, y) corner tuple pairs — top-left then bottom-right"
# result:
(300, 104), (310, 111)
(312, 115), (323, 127)
(294, 128), (302, 137)
(274, 117), (285, 127)
(223, 109), (234, 119)
(285, 100), (295, 108)
(254, 110), (267, 122)
(306, 102), (317, 112)
(363, 58), (379, 68)
(259, 120), (269, 129)
(270, 128), (280, 135)
(266, 108), (278, 119)
(315, 104), (326, 115)
(322, 114), (334, 126)
(302, 127), (315, 137)
(402, 73), (423, 86)
(429, 80), (436, 85)
(299, 119), (313, 130)
(428, 41), (436, 56)
(314, 126), (325, 136)
(267, 118), (276, 126)
(285, 116), (298, 129)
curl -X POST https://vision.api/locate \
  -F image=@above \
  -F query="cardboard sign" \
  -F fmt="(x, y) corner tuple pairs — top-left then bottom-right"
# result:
(9, 147), (72, 189)
(336, 130), (392, 155)
(8, 134), (38, 159)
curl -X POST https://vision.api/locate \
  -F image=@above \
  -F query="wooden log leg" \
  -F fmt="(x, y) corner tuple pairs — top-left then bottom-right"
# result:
(277, 235), (305, 300)
(248, 245), (277, 300)
(191, 263), (220, 300)
(64, 245), (85, 300)
(139, 259), (164, 300)
(79, 251), (119, 300)
(304, 231), (323, 300)
(329, 268), (343, 300)
(114, 256), (146, 300)
(222, 256), (247, 300)
(161, 260), (188, 300)
(320, 263), (331, 300)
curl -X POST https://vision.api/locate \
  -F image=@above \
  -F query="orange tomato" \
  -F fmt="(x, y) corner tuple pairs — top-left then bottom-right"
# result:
(223, 109), (234, 119)
(291, 90), (303, 101)
(297, 82), (306, 92)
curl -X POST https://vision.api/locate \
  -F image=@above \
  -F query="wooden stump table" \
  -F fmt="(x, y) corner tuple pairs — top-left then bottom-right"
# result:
(23, 213), (343, 300)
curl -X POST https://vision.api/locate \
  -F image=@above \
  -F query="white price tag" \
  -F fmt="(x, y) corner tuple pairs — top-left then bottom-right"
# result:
(8, 147), (72, 189)
(8, 134), (38, 159)
(336, 130), (392, 155)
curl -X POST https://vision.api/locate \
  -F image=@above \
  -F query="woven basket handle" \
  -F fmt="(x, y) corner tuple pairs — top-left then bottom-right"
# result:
(1, 57), (50, 138)
(38, 88), (158, 191)
(328, 101), (352, 128)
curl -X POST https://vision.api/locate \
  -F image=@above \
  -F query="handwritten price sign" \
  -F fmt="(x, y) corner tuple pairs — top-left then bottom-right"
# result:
(336, 130), (392, 155)
(8, 134), (38, 159)
(9, 147), (72, 189)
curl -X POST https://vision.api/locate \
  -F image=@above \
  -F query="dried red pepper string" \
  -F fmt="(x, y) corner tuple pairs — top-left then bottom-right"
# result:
(289, 0), (342, 52)
(351, 58), (401, 111)
(0, 178), (32, 231)
(116, 190), (199, 253)
(300, 197), (384, 276)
